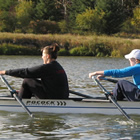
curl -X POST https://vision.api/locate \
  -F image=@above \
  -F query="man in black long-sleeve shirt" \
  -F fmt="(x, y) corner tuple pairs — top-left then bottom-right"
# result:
(0, 43), (69, 99)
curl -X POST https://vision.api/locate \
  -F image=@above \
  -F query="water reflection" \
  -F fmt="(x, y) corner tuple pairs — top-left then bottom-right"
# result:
(0, 112), (139, 139)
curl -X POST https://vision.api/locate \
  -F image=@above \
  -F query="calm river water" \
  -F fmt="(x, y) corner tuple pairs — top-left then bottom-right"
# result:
(0, 55), (140, 140)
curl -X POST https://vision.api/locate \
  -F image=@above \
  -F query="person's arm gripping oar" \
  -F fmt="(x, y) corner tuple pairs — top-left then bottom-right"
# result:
(0, 75), (33, 118)
(92, 76), (134, 124)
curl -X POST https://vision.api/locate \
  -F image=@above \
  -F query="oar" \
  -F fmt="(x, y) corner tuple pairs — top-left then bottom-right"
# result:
(100, 77), (118, 83)
(0, 75), (33, 118)
(92, 76), (134, 123)
(69, 90), (94, 98)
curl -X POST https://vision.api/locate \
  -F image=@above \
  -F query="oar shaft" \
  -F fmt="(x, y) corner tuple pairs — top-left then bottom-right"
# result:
(13, 93), (33, 117)
(0, 75), (33, 118)
(108, 95), (132, 121)
(92, 76), (134, 123)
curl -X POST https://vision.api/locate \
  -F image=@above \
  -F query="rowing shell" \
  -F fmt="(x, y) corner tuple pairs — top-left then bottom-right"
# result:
(0, 96), (140, 115)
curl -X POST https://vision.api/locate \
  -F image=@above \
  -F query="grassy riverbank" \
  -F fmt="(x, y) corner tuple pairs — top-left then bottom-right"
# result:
(0, 32), (139, 57)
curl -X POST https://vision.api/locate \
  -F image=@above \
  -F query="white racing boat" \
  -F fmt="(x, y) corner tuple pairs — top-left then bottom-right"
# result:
(0, 96), (140, 115)
(0, 75), (138, 123)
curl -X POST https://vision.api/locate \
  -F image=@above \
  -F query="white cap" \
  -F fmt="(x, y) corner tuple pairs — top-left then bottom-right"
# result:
(125, 49), (140, 60)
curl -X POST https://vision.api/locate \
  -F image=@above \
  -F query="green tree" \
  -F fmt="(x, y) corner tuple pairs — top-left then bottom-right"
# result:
(0, 0), (17, 32)
(34, 0), (63, 21)
(15, 0), (34, 33)
(64, 0), (96, 32)
(55, 0), (71, 20)
(55, 0), (72, 32)
(76, 8), (105, 33)
(69, 0), (91, 26)
(122, 0), (139, 17)
(95, 0), (126, 34)
(123, 6), (140, 34)
(131, 7), (140, 29)
(83, 0), (96, 9)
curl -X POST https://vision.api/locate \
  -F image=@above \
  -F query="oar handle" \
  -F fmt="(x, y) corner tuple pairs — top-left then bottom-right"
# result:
(92, 76), (110, 95)
(0, 75), (33, 118)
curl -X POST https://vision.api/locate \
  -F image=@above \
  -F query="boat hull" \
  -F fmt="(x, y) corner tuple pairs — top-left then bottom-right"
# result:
(0, 97), (140, 115)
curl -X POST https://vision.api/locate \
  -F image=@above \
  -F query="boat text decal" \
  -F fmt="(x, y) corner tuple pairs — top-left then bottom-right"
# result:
(26, 100), (67, 106)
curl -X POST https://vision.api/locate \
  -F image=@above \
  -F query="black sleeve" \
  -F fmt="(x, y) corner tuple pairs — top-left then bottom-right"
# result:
(5, 64), (46, 78)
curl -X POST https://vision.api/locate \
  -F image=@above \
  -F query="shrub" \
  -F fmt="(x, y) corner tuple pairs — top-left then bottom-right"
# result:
(58, 48), (69, 56)
(58, 20), (69, 33)
(0, 43), (40, 55)
(88, 43), (112, 57)
(95, 43), (112, 57)
(30, 20), (60, 34)
(69, 46), (92, 56)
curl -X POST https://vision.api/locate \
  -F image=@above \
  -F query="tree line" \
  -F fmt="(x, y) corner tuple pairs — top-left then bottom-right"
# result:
(0, 0), (139, 35)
